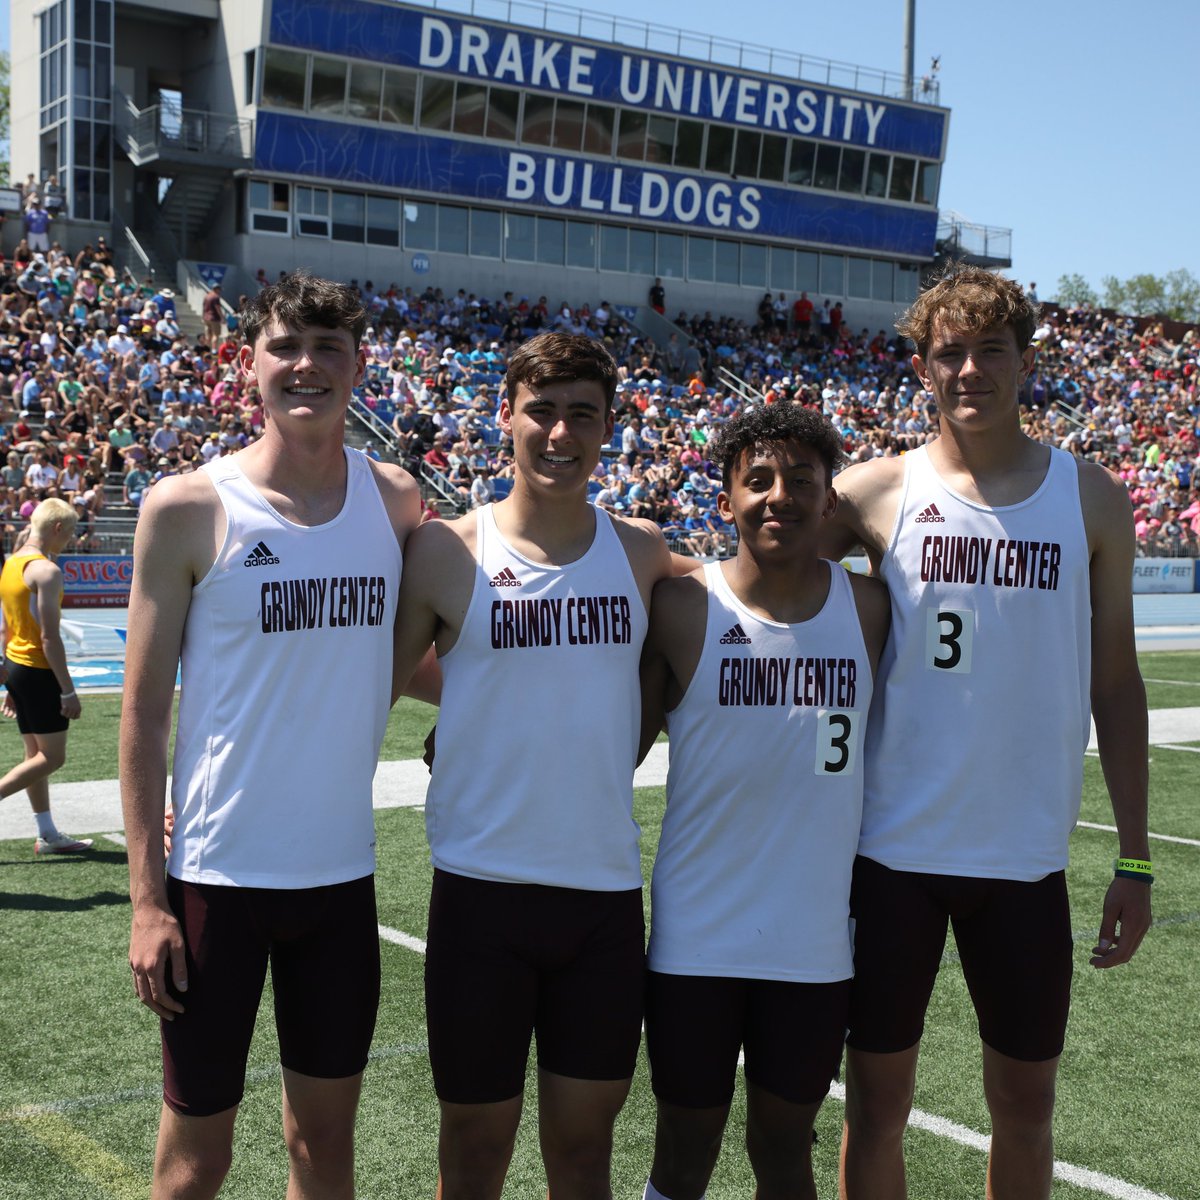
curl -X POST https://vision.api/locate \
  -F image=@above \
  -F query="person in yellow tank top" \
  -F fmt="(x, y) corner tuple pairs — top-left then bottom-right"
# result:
(0, 497), (89, 855)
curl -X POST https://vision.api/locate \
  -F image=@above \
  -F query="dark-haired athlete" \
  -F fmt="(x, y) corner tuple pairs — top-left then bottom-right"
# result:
(822, 266), (1150, 1200)
(123, 272), (423, 1199)
(392, 331), (683, 1200)
(638, 404), (888, 1200)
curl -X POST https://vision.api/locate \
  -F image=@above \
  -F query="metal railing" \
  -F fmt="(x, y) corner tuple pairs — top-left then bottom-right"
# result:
(405, 0), (940, 103)
(114, 90), (253, 163)
(715, 363), (763, 406)
(937, 210), (1013, 265)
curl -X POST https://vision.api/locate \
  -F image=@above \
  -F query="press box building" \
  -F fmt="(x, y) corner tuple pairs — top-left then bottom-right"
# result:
(9, 0), (963, 325)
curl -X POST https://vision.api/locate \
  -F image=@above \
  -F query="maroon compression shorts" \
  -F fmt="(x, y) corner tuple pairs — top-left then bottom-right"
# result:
(846, 855), (1072, 1062)
(161, 873), (380, 1116)
(424, 868), (645, 1104)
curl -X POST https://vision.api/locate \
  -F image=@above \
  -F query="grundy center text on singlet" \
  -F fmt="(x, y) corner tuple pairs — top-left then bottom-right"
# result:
(920, 536), (1063, 590)
(260, 576), (388, 633)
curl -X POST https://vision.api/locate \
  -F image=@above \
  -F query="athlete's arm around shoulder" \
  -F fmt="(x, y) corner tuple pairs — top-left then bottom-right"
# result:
(1078, 459), (1151, 968)
(819, 455), (906, 569)
(120, 470), (223, 1019)
(366, 457), (422, 548)
(638, 565), (707, 765)
(610, 512), (675, 613)
(391, 510), (478, 706)
(846, 569), (891, 679)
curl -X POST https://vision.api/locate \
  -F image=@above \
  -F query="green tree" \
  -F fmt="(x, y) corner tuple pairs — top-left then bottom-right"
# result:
(1100, 274), (1127, 312)
(1054, 273), (1098, 309)
(1163, 268), (1200, 322)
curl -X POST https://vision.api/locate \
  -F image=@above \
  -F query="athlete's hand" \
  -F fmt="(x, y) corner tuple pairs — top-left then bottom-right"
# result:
(422, 724), (437, 774)
(163, 806), (175, 858)
(1090, 876), (1152, 968)
(0, 691), (15, 720)
(129, 904), (188, 1019)
(60, 692), (82, 720)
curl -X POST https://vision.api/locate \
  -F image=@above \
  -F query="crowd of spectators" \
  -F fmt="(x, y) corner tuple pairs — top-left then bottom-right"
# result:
(0, 228), (1195, 559)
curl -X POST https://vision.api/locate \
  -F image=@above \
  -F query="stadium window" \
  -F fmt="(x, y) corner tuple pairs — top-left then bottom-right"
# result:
(244, 50), (257, 106)
(838, 148), (866, 194)
(889, 156), (915, 202)
(629, 228), (656, 275)
(674, 120), (703, 169)
(705, 125), (734, 175)
(332, 191), (364, 242)
(895, 262), (920, 302)
(487, 87), (520, 141)
(366, 195), (400, 247)
(536, 216), (566, 264)
(75, 0), (91, 38)
(309, 57), (347, 117)
(261, 48), (307, 110)
(554, 99), (586, 151)
(770, 246), (795, 291)
(872, 259), (895, 301)
(439, 204), (469, 255)
(505, 212), (536, 261)
(615, 109), (647, 161)
(249, 179), (291, 235)
(381, 70), (417, 125)
(734, 130), (761, 179)
(419, 76), (454, 132)
(93, 171), (110, 222)
(403, 200), (437, 249)
(452, 82), (488, 137)
(599, 225), (628, 272)
(865, 153), (889, 198)
(820, 252), (845, 296)
(759, 134), (787, 182)
(796, 250), (819, 291)
(471, 208), (502, 257)
(646, 115), (676, 166)
(347, 64), (382, 121)
(566, 220), (596, 268)
(95, 0), (111, 43)
(688, 235), (714, 283)
(714, 239), (739, 284)
(657, 232), (685, 279)
(847, 256), (872, 298)
(521, 94), (555, 146)
(581, 103), (615, 156)
(295, 186), (331, 237)
(787, 139), (815, 186)
(916, 161), (939, 206)
(741, 242), (766, 288)
(813, 144), (840, 190)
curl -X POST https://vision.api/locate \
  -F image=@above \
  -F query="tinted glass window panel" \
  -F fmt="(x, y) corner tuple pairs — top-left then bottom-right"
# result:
(770, 247), (794, 290)
(896, 263), (920, 302)
(263, 49), (309, 111)
(872, 259), (894, 301)
(759, 134), (786, 182)
(734, 130), (761, 178)
(420, 77), (454, 131)
(581, 104), (614, 156)
(566, 220), (596, 268)
(536, 216), (565, 265)
(796, 250), (819, 291)
(599, 225), (627, 271)
(310, 58), (346, 116)
(505, 212), (535, 261)
(521, 94), (555, 146)
(439, 204), (469, 255)
(471, 208), (502, 257)
(688, 236), (714, 283)
(646, 115), (675, 166)
(889, 156), (915, 201)
(347, 64), (381, 120)
(848, 256), (872, 298)
(714, 239), (739, 284)
(554, 99), (585, 151)
(486, 87), (519, 141)
(332, 191), (364, 242)
(629, 228), (656, 274)
(616, 109), (647, 161)
(366, 195), (400, 246)
(381, 70), (416, 125)
(741, 242), (766, 287)
(674, 119), (703, 169)
(865, 153), (889, 198)
(452, 82), (488, 137)
(820, 253), (845, 295)
(916, 161), (939, 205)
(404, 201), (437, 249)
(705, 125), (734, 175)
(838, 148), (866, 194)
(814, 144), (840, 190)
(658, 232), (685, 279)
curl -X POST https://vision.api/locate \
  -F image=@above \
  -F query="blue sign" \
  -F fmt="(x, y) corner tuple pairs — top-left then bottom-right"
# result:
(196, 262), (229, 288)
(411, 253), (431, 274)
(257, 111), (938, 257)
(269, 0), (947, 159)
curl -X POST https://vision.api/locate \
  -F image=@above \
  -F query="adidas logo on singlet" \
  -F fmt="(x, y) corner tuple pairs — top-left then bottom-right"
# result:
(243, 540), (281, 567)
(489, 567), (522, 588)
(719, 623), (752, 645)
(915, 503), (946, 523)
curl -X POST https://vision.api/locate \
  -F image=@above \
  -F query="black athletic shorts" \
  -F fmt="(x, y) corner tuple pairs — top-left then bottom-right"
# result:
(161, 873), (381, 1117)
(4, 660), (68, 734)
(645, 971), (850, 1108)
(424, 868), (645, 1105)
(846, 855), (1072, 1062)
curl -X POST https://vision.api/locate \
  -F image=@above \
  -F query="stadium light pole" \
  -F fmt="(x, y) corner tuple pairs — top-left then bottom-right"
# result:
(902, 0), (916, 99)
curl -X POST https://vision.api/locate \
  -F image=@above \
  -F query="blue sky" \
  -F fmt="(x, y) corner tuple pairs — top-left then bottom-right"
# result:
(4, 0), (1196, 300)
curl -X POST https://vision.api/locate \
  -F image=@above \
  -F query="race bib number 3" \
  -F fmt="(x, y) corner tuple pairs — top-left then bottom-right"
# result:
(815, 710), (860, 775)
(926, 608), (973, 673)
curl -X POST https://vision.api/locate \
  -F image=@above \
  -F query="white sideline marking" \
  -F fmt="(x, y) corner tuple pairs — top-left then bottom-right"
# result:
(1143, 677), (1200, 687)
(1155, 743), (1200, 754)
(378, 923), (426, 954)
(1077, 821), (1200, 848)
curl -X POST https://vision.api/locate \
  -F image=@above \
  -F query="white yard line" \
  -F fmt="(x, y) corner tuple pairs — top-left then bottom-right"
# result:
(1077, 821), (1200, 848)
(377, 924), (427, 954)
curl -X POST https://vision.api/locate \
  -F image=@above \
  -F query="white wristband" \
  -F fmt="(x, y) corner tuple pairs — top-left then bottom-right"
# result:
(60, 691), (76, 701)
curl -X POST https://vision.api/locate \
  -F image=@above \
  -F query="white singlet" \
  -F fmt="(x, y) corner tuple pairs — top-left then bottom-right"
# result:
(426, 503), (647, 891)
(861, 444), (1091, 881)
(649, 561), (871, 982)
(168, 449), (400, 888)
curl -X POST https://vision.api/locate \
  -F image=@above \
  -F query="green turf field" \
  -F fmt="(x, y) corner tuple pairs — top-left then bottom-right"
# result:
(0, 652), (1197, 1198)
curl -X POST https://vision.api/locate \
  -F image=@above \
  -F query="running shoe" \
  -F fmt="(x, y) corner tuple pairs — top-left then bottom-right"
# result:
(34, 833), (95, 855)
